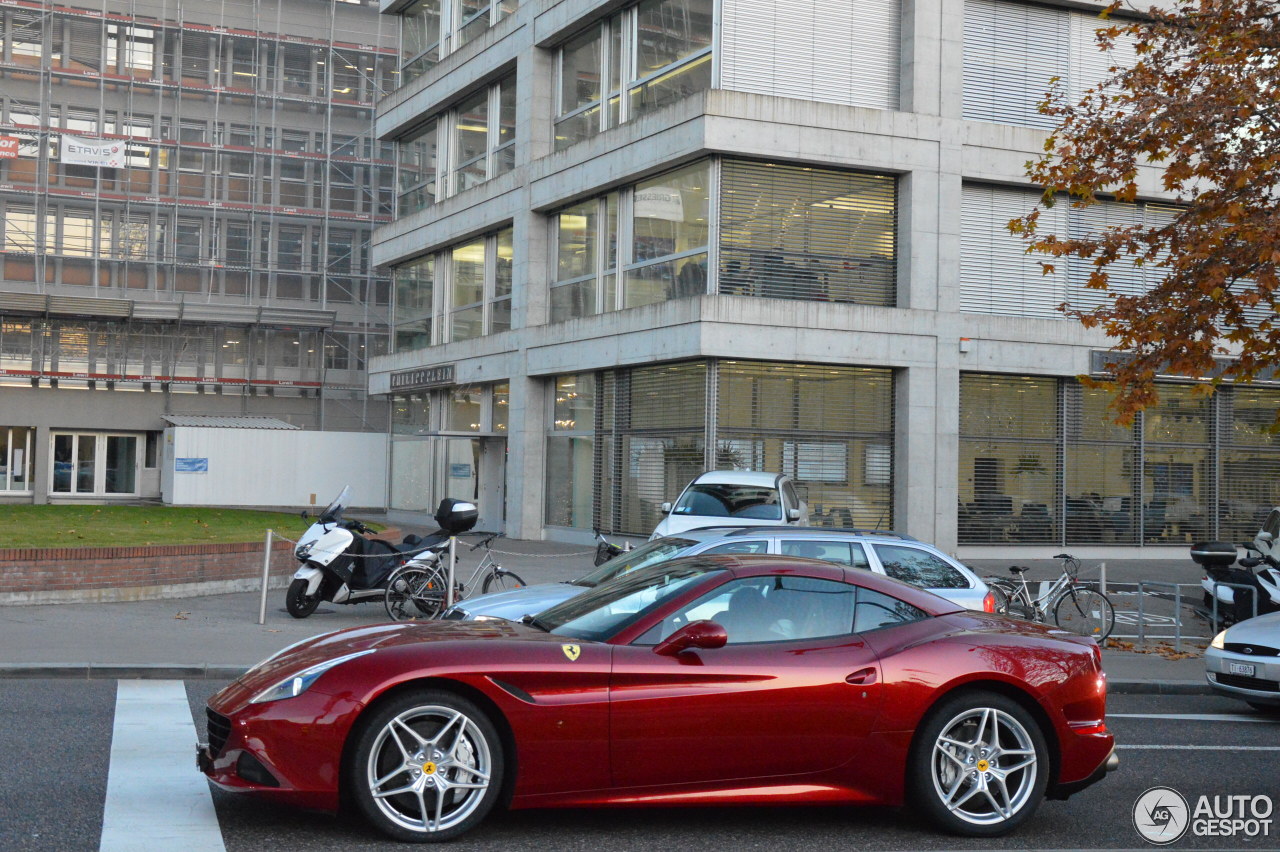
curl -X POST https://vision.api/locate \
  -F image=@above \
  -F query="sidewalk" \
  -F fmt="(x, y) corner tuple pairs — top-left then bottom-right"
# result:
(0, 537), (1211, 694)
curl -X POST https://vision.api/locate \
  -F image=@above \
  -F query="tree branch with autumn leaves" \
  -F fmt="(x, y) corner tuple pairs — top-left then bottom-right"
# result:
(1010, 0), (1280, 422)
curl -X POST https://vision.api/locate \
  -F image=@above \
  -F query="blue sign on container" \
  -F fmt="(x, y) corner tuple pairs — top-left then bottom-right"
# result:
(175, 457), (209, 473)
(450, 463), (472, 478)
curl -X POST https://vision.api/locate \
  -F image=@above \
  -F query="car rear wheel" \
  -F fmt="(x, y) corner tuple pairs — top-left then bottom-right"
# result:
(348, 689), (503, 842)
(285, 578), (320, 618)
(910, 690), (1049, 836)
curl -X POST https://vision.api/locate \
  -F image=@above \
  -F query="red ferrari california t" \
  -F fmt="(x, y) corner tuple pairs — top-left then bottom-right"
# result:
(199, 554), (1117, 842)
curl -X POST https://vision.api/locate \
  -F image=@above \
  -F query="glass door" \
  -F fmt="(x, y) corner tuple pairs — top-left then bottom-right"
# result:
(50, 432), (140, 496)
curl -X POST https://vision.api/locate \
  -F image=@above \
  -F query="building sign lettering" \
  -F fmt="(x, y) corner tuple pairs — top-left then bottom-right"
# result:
(390, 364), (455, 391)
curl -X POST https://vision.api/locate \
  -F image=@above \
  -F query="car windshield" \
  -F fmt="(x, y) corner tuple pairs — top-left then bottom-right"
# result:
(673, 483), (782, 520)
(573, 537), (698, 587)
(536, 562), (724, 642)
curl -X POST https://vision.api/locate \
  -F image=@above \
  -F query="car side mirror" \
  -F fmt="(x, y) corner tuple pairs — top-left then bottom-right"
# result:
(1259, 532), (1274, 543)
(654, 620), (728, 656)
(787, 507), (802, 521)
(660, 502), (672, 515)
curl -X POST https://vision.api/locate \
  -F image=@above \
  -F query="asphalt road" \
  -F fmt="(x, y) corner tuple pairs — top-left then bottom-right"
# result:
(2, 682), (1278, 852)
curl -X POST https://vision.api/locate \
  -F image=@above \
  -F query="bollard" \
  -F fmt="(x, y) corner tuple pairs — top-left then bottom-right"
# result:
(1098, 561), (1106, 597)
(446, 536), (457, 609)
(258, 529), (274, 626)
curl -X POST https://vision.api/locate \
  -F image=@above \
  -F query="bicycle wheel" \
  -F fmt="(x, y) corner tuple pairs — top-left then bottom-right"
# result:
(385, 567), (448, 621)
(1053, 588), (1115, 640)
(482, 568), (525, 594)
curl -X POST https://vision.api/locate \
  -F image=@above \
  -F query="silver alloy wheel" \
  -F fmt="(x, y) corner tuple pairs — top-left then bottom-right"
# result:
(365, 703), (493, 834)
(929, 706), (1038, 826)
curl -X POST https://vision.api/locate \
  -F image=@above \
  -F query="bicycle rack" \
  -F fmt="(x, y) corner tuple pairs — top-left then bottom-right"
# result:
(1210, 580), (1259, 631)
(1137, 581), (1184, 652)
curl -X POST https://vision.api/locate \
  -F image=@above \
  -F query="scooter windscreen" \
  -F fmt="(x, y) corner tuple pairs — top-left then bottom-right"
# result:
(318, 486), (352, 524)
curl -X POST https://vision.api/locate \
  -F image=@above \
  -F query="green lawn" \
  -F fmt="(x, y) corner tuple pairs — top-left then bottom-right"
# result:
(0, 505), (317, 549)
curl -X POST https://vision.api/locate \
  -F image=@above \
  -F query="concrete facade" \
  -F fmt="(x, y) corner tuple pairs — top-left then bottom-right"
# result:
(368, 0), (1235, 559)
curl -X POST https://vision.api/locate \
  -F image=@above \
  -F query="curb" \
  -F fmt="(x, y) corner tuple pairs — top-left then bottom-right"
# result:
(0, 663), (247, 679)
(1107, 679), (1211, 696)
(0, 666), (1215, 694)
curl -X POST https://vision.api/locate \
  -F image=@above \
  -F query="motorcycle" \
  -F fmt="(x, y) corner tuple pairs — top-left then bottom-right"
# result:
(285, 488), (477, 618)
(1194, 540), (1280, 627)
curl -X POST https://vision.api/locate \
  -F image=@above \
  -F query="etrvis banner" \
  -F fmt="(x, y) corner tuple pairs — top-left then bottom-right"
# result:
(60, 136), (124, 168)
(0, 136), (18, 159)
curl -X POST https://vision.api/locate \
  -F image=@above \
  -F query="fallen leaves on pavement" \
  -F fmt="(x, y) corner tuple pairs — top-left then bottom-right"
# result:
(174, 611), (190, 620)
(1105, 637), (1205, 660)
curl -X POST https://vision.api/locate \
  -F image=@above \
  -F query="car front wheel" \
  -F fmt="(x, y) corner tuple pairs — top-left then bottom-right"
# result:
(348, 689), (503, 842)
(909, 690), (1049, 836)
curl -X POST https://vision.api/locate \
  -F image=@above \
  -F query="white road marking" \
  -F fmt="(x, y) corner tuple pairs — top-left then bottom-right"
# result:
(100, 680), (225, 852)
(1109, 713), (1279, 724)
(1118, 744), (1280, 751)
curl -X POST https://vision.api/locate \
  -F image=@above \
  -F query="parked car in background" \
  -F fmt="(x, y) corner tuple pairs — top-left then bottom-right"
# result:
(444, 526), (993, 620)
(650, 470), (808, 540)
(1206, 610), (1280, 712)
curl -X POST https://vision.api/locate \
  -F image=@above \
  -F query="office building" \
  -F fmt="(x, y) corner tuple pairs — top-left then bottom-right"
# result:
(370, 0), (1280, 553)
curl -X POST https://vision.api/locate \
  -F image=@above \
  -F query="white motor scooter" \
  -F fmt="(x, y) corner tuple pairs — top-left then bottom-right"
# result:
(1195, 540), (1280, 627)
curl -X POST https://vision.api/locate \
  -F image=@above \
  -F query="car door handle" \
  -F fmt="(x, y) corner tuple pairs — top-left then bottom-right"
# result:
(845, 667), (877, 685)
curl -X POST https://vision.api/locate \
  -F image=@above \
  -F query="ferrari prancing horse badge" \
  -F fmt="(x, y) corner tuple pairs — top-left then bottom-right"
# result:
(562, 644), (581, 661)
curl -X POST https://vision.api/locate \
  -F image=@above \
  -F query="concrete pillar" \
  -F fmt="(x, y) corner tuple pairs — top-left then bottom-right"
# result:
(32, 424), (49, 504)
(896, 365), (940, 543)
(503, 371), (548, 539)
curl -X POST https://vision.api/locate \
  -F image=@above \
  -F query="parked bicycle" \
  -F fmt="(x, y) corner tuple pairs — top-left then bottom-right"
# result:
(987, 553), (1116, 640)
(385, 532), (526, 621)
(593, 527), (632, 566)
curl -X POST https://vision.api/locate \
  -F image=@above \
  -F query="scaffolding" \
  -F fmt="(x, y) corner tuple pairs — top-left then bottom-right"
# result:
(0, 0), (396, 429)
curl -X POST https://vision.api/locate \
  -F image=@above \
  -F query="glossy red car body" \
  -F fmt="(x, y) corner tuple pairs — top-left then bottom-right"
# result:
(202, 556), (1114, 820)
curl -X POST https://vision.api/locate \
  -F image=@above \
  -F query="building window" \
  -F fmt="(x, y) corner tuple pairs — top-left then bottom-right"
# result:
(550, 159), (708, 321)
(960, 184), (1183, 320)
(549, 158), (894, 321)
(719, 161), (896, 305)
(396, 75), (514, 214)
(554, 0), (712, 151)
(398, 0), (518, 84)
(544, 360), (894, 535)
(390, 226), (514, 351)
(0, 426), (34, 492)
(958, 374), (1279, 546)
(963, 0), (1136, 130)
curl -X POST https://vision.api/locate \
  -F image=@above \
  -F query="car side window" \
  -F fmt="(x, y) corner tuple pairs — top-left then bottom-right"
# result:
(702, 541), (769, 555)
(779, 539), (872, 569)
(635, 575), (856, 645)
(872, 544), (969, 589)
(782, 480), (800, 510)
(854, 587), (927, 633)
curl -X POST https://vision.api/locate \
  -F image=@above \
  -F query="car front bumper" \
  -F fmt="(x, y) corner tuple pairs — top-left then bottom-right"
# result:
(1205, 646), (1280, 705)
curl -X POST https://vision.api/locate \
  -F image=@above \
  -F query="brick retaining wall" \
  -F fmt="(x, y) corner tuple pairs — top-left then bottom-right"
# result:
(0, 540), (297, 605)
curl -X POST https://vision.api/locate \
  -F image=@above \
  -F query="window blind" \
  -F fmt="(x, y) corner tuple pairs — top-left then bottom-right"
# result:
(720, 0), (899, 110)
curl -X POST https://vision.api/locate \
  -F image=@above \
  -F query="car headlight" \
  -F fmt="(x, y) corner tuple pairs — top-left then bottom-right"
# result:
(1211, 629), (1228, 650)
(250, 650), (375, 704)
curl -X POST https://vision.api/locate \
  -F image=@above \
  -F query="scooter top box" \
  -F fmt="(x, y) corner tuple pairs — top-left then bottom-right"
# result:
(1191, 540), (1238, 568)
(435, 497), (479, 535)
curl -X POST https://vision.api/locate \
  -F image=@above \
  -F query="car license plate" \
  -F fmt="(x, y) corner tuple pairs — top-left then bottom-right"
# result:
(1229, 662), (1256, 677)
